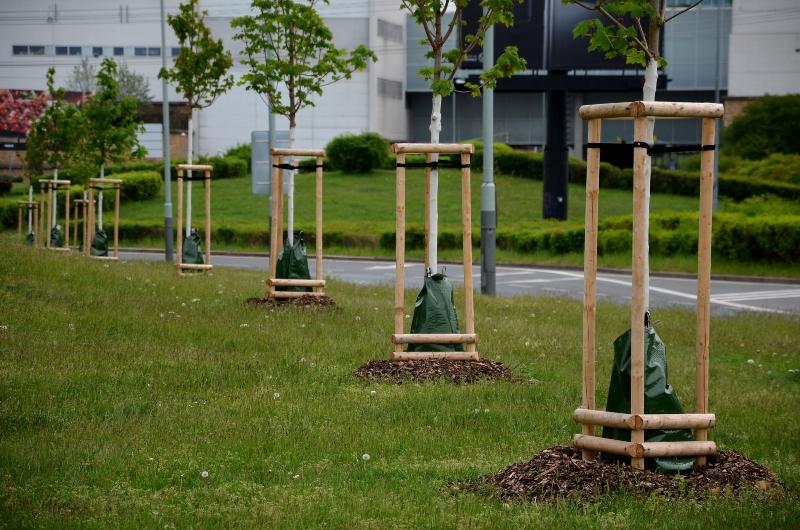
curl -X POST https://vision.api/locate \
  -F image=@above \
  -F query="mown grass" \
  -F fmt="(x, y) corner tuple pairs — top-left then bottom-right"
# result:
(0, 236), (798, 528)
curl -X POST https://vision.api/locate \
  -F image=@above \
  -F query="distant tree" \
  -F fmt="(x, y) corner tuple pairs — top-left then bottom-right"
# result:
(722, 94), (800, 159)
(117, 62), (153, 103)
(65, 57), (96, 98)
(232, 0), (376, 242)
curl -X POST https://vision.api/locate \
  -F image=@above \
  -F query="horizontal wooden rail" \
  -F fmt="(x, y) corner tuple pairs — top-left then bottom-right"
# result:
(392, 143), (474, 155)
(390, 351), (480, 361)
(39, 179), (71, 185)
(391, 333), (477, 345)
(88, 178), (123, 185)
(573, 408), (635, 429)
(573, 409), (717, 431)
(579, 101), (724, 120)
(641, 441), (717, 458)
(178, 263), (214, 270)
(176, 164), (213, 172)
(270, 148), (325, 157)
(90, 256), (119, 261)
(270, 291), (326, 299)
(267, 278), (326, 288)
(573, 434), (636, 457)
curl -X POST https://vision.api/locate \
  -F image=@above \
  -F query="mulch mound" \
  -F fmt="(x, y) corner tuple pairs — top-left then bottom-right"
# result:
(246, 295), (336, 308)
(354, 359), (519, 384)
(456, 445), (781, 502)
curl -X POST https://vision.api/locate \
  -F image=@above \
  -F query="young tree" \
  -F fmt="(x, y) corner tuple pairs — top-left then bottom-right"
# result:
(566, 0), (704, 310)
(83, 58), (145, 234)
(66, 57), (96, 98)
(402, 0), (526, 273)
(231, 0), (376, 243)
(118, 62), (153, 103)
(25, 67), (84, 240)
(159, 0), (233, 238)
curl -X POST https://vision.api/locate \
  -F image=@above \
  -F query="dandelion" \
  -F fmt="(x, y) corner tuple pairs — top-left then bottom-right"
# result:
(524, 341), (530, 347)
(273, 392), (280, 400)
(293, 474), (300, 479)
(355, 316), (361, 321)
(240, 323), (250, 328)
(747, 359), (755, 365)
(362, 453), (370, 461)
(473, 408), (480, 414)
(370, 390), (377, 396)
(191, 298), (200, 303)
(201, 471), (209, 478)
(0, 325), (7, 331)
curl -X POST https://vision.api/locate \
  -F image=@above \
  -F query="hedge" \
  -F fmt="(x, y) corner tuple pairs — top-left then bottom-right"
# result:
(115, 171), (162, 201)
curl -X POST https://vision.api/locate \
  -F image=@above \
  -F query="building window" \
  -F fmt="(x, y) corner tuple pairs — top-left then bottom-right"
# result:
(378, 78), (403, 99)
(148, 47), (160, 56)
(171, 47), (180, 57)
(12, 45), (28, 55)
(29, 46), (45, 56)
(114, 47), (124, 56)
(377, 19), (403, 43)
(93, 47), (103, 57)
(56, 46), (69, 56)
(69, 46), (82, 56)
(134, 47), (147, 56)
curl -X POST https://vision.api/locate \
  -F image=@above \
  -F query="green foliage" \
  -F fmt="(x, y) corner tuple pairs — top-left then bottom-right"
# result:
(82, 59), (145, 169)
(326, 133), (390, 173)
(232, 0), (376, 129)
(404, 0), (527, 97)
(160, 0), (233, 109)
(116, 170), (162, 201)
(723, 95), (800, 159)
(117, 62), (152, 103)
(224, 144), (252, 172)
(725, 153), (800, 185)
(25, 68), (85, 175)
(0, 176), (13, 196)
(454, 140), (514, 169)
(495, 150), (544, 179)
(202, 156), (248, 179)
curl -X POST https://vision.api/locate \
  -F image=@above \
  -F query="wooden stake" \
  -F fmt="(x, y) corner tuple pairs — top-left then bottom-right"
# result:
(114, 186), (120, 259)
(176, 170), (183, 270)
(17, 204), (22, 237)
(695, 117), (716, 467)
(394, 153), (406, 349)
(630, 116), (649, 470)
(391, 333), (477, 344)
(204, 169), (211, 266)
(390, 351), (480, 361)
(277, 161), (284, 256)
(45, 183), (52, 249)
(64, 187), (70, 248)
(573, 434), (637, 458)
(87, 187), (94, 256)
(269, 155), (281, 288)
(461, 152), (476, 356)
(581, 118), (602, 459)
(267, 278), (326, 288)
(315, 155), (323, 292)
(641, 441), (716, 458)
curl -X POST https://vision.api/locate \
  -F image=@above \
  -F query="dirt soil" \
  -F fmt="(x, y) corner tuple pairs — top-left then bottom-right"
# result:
(246, 295), (336, 308)
(456, 445), (782, 502)
(354, 359), (519, 384)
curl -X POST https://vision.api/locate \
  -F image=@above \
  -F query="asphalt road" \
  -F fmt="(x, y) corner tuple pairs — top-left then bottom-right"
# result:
(120, 250), (800, 316)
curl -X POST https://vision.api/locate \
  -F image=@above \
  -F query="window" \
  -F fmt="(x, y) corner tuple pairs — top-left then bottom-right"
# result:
(134, 47), (146, 56)
(377, 19), (403, 43)
(171, 47), (180, 57)
(29, 46), (45, 56)
(378, 78), (403, 99)
(56, 46), (68, 56)
(114, 47), (124, 56)
(69, 46), (82, 56)
(148, 47), (160, 56)
(12, 45), (28, 55)
(93, 47), (103, 57)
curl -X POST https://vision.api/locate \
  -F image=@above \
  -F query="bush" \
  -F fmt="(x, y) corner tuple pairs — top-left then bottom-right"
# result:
(453, 140), (514, 169)
(0, 175), (16, 196)
(204, 156), (247, 179)
(725, 153), (800, 185)
(224, 144), (252, 172)
(115, 171), (162, 201)
(723, 94), (800, 159)
(496, 151), (544, 179)
(0, 198), (16, 227)
(326, 133), (390, 173)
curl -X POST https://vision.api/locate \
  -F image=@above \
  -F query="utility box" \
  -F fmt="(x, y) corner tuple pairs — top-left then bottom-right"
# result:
(251, 130), (290, 195)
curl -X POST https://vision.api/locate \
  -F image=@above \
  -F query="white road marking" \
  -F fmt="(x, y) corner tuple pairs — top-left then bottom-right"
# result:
(710, 289), (800, 302)
(507, 277), (584, 284)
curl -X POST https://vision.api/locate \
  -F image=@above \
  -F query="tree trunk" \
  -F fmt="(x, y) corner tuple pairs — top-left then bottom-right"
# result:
(27, 185), (33, 234)
(428, 92), (442, 274)
(98, 164), (104, 229)
(641, 58), (658, 313)
(186, 109), (195, 237)
(287, 124), (296, 246)
(53, 167), (58, 227)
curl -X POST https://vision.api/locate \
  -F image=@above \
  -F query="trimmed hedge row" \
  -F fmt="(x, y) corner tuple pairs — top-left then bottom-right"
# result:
(115, 171), (162, 201)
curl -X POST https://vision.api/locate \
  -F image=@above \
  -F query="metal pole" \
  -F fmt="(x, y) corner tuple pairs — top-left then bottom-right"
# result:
(480, 13), (496, 295)
(161, 0), (174, 261)
(712, 1), (724, 211)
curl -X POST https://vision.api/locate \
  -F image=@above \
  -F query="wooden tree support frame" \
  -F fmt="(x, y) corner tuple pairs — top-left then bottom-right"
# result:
(17, 200), (40, 245)
(266, 148), (326, 299)
(86, 178), (122, 260)
(575, 101), (723, 469)
(176, 164), (213, 275)
(71, 197), (94, 251)
(389, 143), (479, 361)
(39, 179), (71, 251)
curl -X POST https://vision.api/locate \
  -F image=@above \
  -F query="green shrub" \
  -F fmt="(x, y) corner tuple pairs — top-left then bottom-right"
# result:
(723, 95), (800, 159)
(454, 140), (514, 168)
(725, 153), (800, 185)
(105, 161), (161, 176)
(204, 156), (247, 179)
(115, 171), (162, 201)
(224, 144), (252, 172)
(496, 151), (544, 179)
(0, 175), (15, 196)
(326, 133), (390, 173)
(0, 198), (16, 227)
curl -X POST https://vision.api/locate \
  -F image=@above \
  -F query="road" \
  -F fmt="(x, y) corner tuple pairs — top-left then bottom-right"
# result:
(120, 250), (800, 316)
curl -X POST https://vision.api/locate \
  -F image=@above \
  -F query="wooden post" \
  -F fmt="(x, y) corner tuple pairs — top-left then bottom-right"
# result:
(72, 202), (78, 244)
(33, 203), (39, 246)
(395, 153), (406, 353)
(17, 205), (22, 237)
(45, 183), (52, 249)
(424, 152), (432, 272)
(315, 155), (323, 291)
(87, 187), (94, 256)
(114, 185), (120, 259)
(461, 152), (476, 356)
(630, 116), (649, 470)
(176, 170), (183, 270)
(204, 169), (211, 266)
(695, 118), (716, 467)
(39, 184), (46, 246)
(276, 158), (284, 255)
(581, 118), (602, 460)
(269, 155), (281, 288)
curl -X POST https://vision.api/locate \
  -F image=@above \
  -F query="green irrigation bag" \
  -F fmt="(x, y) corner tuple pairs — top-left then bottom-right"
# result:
(49, 225), (63, 248)
(25, 232), (35, 245)
(408, 272), (463, 352)
(90, 228), (109, 257)
(182, 229), (205, 265)
(276, 232), (312, 292)
(603, 326), (695, 473)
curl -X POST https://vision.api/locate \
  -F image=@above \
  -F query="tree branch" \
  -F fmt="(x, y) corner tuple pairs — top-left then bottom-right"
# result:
(596, 5), (652, 58)
(664, 0), (704, 24)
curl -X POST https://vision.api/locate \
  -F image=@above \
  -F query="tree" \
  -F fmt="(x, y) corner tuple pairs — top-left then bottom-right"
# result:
(159, 0), (233, 237)
(117, 62), (153, 103)
(722, 94), (800, 159)
(565, 0), (704, 309)
(402, 0), (527, 273)
(65, 57), (96, 98)
(231, 0), (377, 243)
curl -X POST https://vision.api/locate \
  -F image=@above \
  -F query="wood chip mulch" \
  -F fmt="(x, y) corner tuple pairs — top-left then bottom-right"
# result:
(246, 295), (336, 308)
(354, 359), (519, 384)
(454, 445), (782, 502)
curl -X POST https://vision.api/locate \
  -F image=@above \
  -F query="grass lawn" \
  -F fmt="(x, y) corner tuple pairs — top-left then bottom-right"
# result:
(1, 237), (798, 528)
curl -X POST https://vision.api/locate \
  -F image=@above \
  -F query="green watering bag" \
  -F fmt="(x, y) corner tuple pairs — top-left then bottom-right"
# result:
(603, 326), (695, 473)
(49, 225), (64, 248)
(408, 272), (462, 352)
(90, 228), (109, 257)
(275, 232), (312, 292)
(182, 229), (205, 265)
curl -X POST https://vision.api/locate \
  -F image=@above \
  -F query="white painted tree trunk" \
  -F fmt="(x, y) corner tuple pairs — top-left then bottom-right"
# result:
(27, 185), (33, 234)
(642, 58), (658, 313)
(428, 92), (442, 275)
(287, 124), (296, 246)
(186, 109), (194, 237)
(98, 164), (104, 229)
(52, 168), (58, 227)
